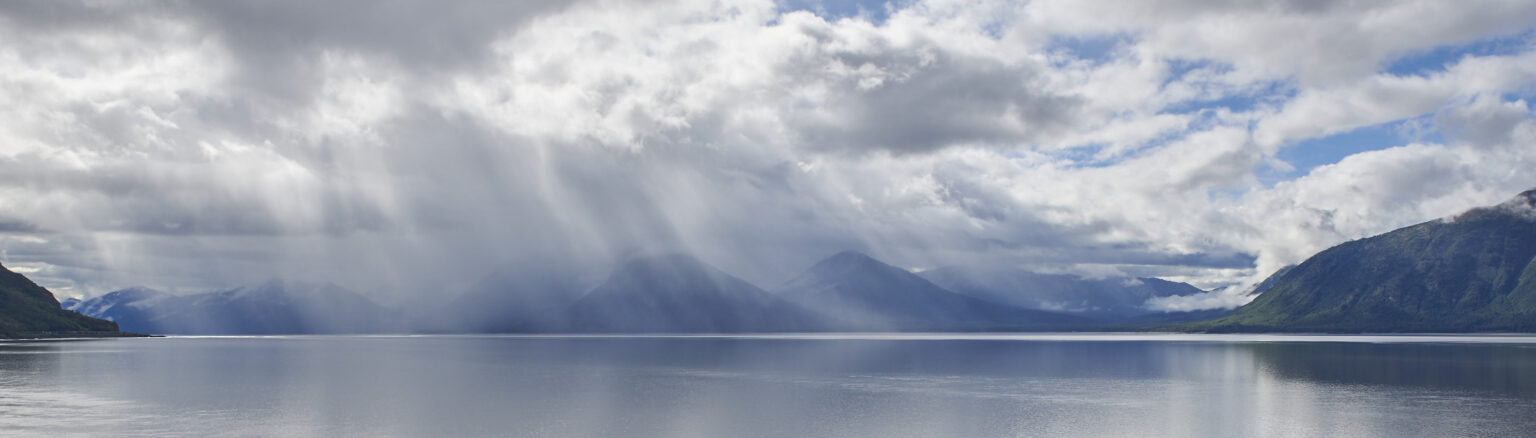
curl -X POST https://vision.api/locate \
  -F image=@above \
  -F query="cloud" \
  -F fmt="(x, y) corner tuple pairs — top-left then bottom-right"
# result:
(1254, 51), (1536, 149)
(0, 218), (37, 234)
(1143, 285), (1254, 313)
(178, 0), (577, 103)
(781, 17), (1086, 154)
(1225, 110), (1536, 284)
(1018, 0), (1536, 86)
(0, 0), (1532, 309)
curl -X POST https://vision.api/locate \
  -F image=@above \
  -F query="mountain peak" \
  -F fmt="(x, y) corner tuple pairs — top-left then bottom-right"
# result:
(1445, 188), (1536, 223)
(598, 253), (750, 299)
(828, 249), (874, 259)
(812, 250), (892, 271)
(1497, 188), (1536, 220)
(775, 250), (1091, 330)
(111, 286), (166, 296)
(779, 251), (907, 292)
(569, 252), (810, 332)
(103, 286), (168, 300)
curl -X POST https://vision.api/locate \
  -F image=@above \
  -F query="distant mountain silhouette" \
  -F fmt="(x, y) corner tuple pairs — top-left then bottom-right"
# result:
(567, 254), (820, 332)
(60, 286), (168, 330)
(71, 187), (1536, 338)
(920, 266), (1205, 319)
(774, 251), (1088, 330)
(1188, 189), (1536, 332)
(436, 267), (587, 333)
(64, 280), (398, 335)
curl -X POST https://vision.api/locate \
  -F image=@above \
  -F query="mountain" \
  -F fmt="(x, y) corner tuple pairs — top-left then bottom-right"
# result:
(65, 280), (399, 335)
(567, 254), (819, 332)
(919, 266), (1205, 319)
(774, 251), (1087, 330)
(437, 267), (587, 333)
(0, 262), (124, 337)
(1189, 189), (1536, 332)
(1248, 265), (1296, 295)
(60, 286), (168, 327)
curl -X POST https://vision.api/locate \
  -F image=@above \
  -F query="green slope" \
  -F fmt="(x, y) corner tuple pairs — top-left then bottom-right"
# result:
(1188, 189), (1536, 333)
(0, 262), (122, 337)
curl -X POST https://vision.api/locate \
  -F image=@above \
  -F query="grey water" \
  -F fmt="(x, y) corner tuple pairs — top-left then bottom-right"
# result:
(3, 334), (1536, 437)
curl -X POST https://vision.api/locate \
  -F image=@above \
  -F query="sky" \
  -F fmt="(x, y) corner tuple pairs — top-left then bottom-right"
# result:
(1, 0), (1534, 310)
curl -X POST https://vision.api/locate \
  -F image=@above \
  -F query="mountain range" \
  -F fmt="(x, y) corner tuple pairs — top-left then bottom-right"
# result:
(567, 254), (822, 332)
(63, 250), (1206, 334)
(919, 265), (1206, 319)
(56, 188), (1536, 335)
(443, 250), (1203, 333)
(774, 251), (1091, 330)
(63, 280), (397, 335)
(432, 266), (587, 333)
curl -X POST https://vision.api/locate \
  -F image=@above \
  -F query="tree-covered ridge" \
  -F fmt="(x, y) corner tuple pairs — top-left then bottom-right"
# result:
(0, 262), (123, 337)
(1188, 189), (1536, 332)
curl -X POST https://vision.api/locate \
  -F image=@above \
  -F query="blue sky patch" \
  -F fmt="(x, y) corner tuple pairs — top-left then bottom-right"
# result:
(776, 0), (899, 24)
(1261, 119), (1442, 185)
(1047, 33), (1134, 66)
(1385, 31), (1532, 77)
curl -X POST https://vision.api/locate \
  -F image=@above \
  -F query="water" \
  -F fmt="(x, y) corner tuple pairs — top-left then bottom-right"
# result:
(3, 334), (1536, 437)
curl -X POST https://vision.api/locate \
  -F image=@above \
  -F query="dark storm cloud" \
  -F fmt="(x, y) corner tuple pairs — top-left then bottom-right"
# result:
(179, 0), (578, 102)
(0, 1), (153, 31)
(0, 217), (38, 234)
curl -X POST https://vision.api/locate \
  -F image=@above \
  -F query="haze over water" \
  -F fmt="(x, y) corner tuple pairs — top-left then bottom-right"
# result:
(3, 334), (1535, 437)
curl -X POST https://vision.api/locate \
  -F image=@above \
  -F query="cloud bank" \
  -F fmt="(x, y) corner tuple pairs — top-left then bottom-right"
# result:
(1, 0), (1533, 310)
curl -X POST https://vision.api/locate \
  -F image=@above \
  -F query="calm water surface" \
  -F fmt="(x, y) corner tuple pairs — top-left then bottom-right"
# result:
(3, 334), (1535, 437)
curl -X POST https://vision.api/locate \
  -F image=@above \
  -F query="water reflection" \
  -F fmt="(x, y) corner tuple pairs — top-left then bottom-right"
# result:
(1, 335), (1534, 437)
(0, 342), (171, 435)
(1246, 342), (1536, 396)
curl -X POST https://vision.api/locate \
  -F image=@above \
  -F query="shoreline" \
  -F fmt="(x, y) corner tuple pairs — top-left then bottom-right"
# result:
(42, 331), (1536, 344)
(0, 331), (154, 341)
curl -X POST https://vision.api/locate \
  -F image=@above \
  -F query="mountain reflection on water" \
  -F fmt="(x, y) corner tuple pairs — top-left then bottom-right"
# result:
(2, 335), (1535, 437)
(1246, 341), (1536, 396)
